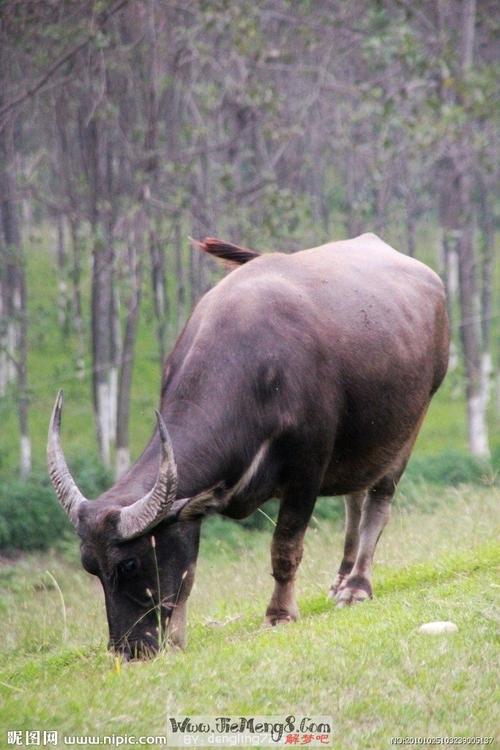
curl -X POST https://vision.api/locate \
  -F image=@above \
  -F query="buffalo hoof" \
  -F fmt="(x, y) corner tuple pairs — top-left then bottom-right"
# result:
(333, 575), (372, 608)
(263, 609), (298, 627)
(335, 588), (370, 608)
(328, 573), (347, 599)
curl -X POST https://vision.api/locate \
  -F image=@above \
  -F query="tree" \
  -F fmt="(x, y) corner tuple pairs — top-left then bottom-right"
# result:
(0, 14), (31, 478)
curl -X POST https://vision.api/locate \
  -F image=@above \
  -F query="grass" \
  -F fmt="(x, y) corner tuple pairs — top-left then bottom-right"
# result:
(1, 484), (499, 749)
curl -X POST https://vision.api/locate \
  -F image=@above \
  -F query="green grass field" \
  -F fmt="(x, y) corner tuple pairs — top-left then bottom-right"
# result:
(1, 484), (499, 749)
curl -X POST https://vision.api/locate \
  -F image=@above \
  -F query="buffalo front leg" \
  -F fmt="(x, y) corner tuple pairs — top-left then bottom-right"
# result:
(335, 484), (393, 607)
(265, 484), (317, 626)
(329, 491), (366, 599)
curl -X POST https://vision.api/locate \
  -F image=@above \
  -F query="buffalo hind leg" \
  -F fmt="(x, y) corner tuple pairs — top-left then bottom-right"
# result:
(335, 478), (394, 607)
(329, 491), (366, 599)
(265, 481), (317, 626)
(333, 419), (424, 607)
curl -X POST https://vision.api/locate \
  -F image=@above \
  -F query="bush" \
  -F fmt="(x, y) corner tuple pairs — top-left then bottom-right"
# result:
(405, 450), (496, 486)
(0, 474), (70, 552)
(0, 455), (111, 553)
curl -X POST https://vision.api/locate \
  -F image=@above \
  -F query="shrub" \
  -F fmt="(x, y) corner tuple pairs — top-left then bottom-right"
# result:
(405, 450), (496, 486)
(0, 455), (111, 553)
(0, 474), (70, 552)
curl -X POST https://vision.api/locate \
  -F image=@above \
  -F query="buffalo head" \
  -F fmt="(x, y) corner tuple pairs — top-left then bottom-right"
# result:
(47, 391), (202, 659)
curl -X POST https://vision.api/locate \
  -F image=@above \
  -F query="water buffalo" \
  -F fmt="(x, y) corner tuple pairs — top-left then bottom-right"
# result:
(48, 233), (449, 658)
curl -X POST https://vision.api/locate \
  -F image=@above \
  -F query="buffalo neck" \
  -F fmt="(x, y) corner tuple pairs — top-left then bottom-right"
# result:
(102, 393), (257, 509)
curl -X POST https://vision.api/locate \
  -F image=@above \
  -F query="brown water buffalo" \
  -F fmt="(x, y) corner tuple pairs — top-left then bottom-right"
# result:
(47, 232), (449, 658)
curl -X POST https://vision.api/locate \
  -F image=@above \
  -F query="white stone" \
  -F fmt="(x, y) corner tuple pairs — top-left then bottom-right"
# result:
(418, 621), (458, 635)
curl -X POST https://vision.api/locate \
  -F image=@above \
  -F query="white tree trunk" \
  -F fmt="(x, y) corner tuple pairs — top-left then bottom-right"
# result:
(97, 381), (112, 468)
(448, 340), (459, 373)
(467, 393), (490, 458)
(109, 365), (118, 442)
(447, 244), (459, 298)
(0, 351), (6, 395)
(0, 286), (6, 395)
(7, 320), (17, 382)
(20, 434), (31, 480)
(480, 350), (492, 407)
(115, 446), (130, 479)
(58, 279), (68, 329)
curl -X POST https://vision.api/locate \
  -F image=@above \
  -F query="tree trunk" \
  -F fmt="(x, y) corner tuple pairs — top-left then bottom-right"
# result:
(174, 219), (186, 332)
(83, 108), (118, 467)
(440, 228), (460, 371)
(0, 112), (31, 477)
(56, 215), (69, 334)
(68, 216), (85, 378)
(0, 272), (7, 396)
(346, 147), (361, 237)
(17, 251), (30, 479)
(457, 0), (489, 457)
(149, 223), (168, 366)
(116, 240), (143, 479)
(188, 241), (198, 309)
(91, 235), (114, 468)
(436, 0), (488, 456)
(457, 202), (488, 457)
(109, 268), (120, 443)
(404, 187), (418, 258)
(477, 181), (494, 416)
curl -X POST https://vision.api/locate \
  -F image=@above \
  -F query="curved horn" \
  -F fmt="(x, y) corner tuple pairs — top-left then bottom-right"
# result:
(47, 390), (88, 528)
(117, 411), (178, 540)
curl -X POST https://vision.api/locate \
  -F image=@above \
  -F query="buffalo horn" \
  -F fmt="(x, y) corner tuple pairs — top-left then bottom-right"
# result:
(117, 411), (178, 539)
(47, 390), (88, 528)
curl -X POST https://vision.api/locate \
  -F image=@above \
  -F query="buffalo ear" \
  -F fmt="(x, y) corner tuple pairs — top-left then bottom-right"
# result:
(177, 485), (226, 521)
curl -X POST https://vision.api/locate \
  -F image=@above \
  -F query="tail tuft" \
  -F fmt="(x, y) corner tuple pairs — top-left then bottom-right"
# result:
(190, 237), (260, 268)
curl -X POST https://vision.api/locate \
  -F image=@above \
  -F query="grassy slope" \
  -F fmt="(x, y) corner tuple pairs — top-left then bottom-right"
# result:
(1, 486), (499, 749)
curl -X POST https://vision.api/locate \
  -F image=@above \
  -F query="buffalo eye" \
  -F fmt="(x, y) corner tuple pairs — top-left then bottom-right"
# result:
(117, 558), (139, 577)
